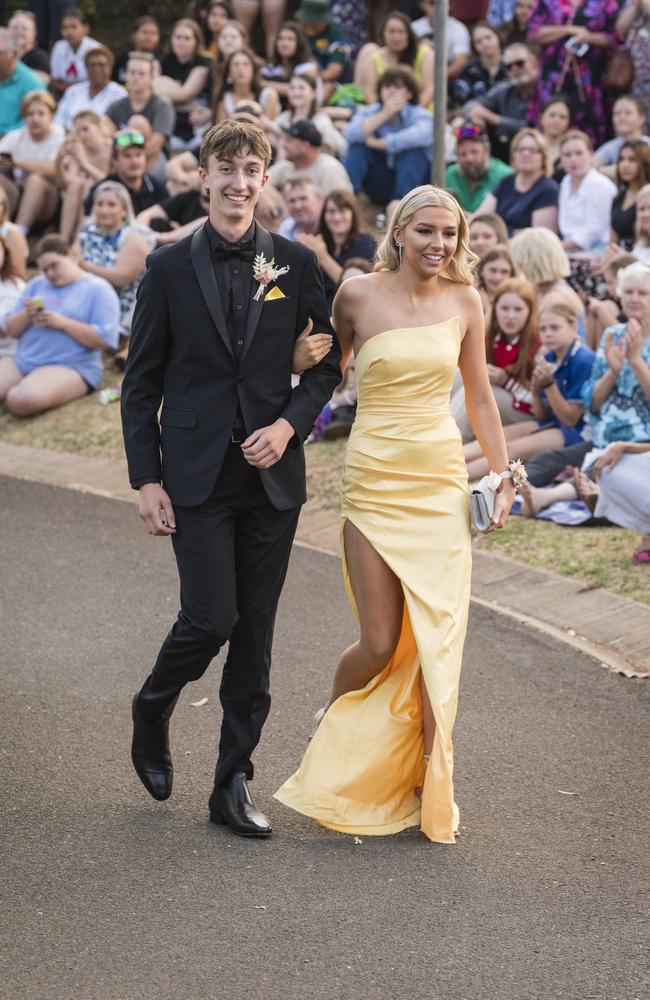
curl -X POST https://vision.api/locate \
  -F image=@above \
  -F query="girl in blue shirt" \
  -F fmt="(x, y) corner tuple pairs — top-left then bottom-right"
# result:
(0, 234), (120, 416)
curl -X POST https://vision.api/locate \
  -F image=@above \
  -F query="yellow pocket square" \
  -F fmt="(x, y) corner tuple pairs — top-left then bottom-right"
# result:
(264, 286), (286, 302)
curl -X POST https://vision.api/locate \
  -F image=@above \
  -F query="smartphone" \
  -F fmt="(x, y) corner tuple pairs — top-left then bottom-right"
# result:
(565, 36), (589, 58)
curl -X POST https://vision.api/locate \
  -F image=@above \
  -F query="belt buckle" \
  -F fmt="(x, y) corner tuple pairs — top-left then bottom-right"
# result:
(231, 431), (244, 444)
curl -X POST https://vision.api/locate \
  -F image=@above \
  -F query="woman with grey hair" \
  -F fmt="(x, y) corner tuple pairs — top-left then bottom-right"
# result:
(74, 180), (155, 338)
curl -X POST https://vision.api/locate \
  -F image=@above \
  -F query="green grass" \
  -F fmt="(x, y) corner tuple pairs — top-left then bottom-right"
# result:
(2, 389), (649, 606)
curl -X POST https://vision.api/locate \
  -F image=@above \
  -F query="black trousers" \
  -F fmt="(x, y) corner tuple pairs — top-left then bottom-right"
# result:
(135, 443), (300, 787)
(526, 440), (593, 487)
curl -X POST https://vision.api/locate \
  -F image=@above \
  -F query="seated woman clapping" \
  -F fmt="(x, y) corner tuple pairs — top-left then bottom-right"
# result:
(0, 235), (120, 417)
(464, 296), (595, 481)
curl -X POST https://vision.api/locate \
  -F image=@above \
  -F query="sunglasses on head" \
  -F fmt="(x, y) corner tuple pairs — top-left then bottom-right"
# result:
(454, 125), (484, 140)
(505, 58), (526, 70)
(114, 130), (145, 149)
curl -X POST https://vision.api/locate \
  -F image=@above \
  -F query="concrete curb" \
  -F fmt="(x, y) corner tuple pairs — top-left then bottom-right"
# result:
(1, 442), (647, 678)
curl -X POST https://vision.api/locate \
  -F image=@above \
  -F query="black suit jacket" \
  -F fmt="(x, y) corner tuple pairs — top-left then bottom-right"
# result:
(120, 222), (341, 510)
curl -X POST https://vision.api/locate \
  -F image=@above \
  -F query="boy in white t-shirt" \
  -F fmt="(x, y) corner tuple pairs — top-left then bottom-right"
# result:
(50, 7), (100, 98)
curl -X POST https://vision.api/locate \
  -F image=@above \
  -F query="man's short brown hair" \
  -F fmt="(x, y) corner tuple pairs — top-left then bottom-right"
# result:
(376, 65), (420, 105)
(199, 120), (272, 172)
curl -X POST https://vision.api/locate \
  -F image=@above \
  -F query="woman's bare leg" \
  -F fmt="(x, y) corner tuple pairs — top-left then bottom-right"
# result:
(261, 0), (286, 60)
(58, 177), (86, 243)
(328, 520), (405, 705)
(0, 357), (23, 403)
(15, 174), (59, 233)
(232, 0), (259, 32)
(5, 365), (88, 416)
(520, 480), (576, 517)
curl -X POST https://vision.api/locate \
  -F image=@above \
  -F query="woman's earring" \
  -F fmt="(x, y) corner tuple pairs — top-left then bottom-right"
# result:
(397, 242), (404, 266)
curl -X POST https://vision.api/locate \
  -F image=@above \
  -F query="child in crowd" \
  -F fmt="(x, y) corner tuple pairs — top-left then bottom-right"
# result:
(476, 243), (516, 313)
(463, 296), (595, 480)
(451, 275), (538, 442)
(468, 212), (509, 259)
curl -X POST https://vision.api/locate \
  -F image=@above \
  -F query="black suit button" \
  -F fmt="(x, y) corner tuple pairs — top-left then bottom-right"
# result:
(233, 268), (239, 275)
(237, 339), (243, 346)
(236, 304), (242, 311)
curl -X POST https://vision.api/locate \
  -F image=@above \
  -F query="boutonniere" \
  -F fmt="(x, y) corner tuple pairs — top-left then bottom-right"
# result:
(253, 253), (290, 302)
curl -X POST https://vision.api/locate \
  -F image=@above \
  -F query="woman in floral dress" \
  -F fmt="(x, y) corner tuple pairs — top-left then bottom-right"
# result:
(617, 0), (650, 131)
(527, 0), (621, 147)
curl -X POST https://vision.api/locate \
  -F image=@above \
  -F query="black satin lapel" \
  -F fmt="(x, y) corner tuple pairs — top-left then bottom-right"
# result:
(190, 224), (233, 359)
(240, 224), (275, 366)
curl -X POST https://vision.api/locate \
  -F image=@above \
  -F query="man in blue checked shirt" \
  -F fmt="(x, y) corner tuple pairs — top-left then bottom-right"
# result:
(343, 66), (432, 211)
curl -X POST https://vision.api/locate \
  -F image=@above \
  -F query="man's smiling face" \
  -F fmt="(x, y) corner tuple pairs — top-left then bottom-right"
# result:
(198, 149), (268, 223)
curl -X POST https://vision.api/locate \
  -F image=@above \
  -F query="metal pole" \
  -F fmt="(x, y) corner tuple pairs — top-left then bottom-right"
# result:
(432, 0), (448, 187)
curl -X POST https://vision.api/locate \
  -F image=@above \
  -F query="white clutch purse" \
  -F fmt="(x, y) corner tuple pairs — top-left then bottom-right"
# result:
(471, 475), (498, 533)
(471, 462), (528, 533)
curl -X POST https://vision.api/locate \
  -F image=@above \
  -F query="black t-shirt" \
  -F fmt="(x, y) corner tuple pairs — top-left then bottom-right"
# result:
(162, 190), (207, 226)
(161, 53), (212, 141)
(610, 190), (636, 244)
(112, 50), (164, 85)
(493, 174), (559, 235)
(84, 172), (168, 216)
(322, 232), (376, 304)
(21, 48), (51, 75)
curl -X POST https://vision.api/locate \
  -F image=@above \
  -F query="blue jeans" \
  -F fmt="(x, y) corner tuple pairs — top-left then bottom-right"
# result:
(344, 144), (431, 204)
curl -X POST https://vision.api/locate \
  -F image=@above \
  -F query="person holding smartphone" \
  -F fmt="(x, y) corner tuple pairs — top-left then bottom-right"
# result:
(526, 0), (621, 148)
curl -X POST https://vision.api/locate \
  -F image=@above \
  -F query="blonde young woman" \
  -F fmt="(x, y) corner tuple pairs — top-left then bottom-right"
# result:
(276, 186), (516, 844)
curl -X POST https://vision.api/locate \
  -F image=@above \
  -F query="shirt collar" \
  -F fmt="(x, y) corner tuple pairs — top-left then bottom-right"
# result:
(205, 218), (256, 253)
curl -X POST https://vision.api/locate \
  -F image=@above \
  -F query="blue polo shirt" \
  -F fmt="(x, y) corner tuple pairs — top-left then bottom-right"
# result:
(540, 339), (595, 444)
(0, 61), (47, 136)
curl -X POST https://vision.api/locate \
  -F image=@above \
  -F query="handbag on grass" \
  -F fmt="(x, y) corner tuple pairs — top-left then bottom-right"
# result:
(471, 462), (528, 533)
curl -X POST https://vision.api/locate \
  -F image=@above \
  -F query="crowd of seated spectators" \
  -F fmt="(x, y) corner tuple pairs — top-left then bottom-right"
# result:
(0, 0), (648, 562)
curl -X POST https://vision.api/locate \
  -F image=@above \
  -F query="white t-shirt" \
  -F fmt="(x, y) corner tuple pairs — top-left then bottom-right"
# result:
(0, 123), (65, 165)
(268, 153), (353, 196)
(50, 36), (101, 84)
(411, 16), (471, 61)
(54, 80), (128, 130)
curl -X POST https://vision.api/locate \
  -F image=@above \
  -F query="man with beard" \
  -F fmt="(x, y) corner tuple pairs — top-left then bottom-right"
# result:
(465, 43), (537, 163)
(444, 124), (512, 213)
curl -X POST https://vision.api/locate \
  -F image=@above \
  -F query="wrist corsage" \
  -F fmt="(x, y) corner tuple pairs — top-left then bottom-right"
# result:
(471, 460), (528, 533)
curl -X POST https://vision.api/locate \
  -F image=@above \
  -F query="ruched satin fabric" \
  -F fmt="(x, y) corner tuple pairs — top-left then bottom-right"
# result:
(275, 320), (472, 843)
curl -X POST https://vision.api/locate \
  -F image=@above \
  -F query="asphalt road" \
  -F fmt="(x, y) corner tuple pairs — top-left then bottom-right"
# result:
(1, 475), (648, 1000)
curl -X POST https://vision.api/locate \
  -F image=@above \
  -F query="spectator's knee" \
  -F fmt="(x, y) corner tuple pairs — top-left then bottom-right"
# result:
(4, 385), (43, 417)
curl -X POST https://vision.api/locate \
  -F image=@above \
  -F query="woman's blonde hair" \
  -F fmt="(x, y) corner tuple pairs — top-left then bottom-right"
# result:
(510, 127), (552, 176)
(634, 183), (650, 245)
(510, 227), (571, 284)
(374, 184), (477, 283)
(92, 181), (135, 224)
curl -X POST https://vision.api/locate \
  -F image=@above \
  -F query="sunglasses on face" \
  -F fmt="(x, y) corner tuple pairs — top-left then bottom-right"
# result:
(114, 130), (145, 149)
(505, 58), (526, 70)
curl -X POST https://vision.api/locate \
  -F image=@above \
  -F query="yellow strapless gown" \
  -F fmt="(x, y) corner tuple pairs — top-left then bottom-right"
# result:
(275, 320), (471, 843)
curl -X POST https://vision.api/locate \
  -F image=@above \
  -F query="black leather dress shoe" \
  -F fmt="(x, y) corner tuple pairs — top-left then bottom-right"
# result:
(208, 772), (272, 838)
(131, 696), (173, 801)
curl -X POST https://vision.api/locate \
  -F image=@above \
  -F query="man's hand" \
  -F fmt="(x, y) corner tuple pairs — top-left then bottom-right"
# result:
(468, 104), (500, 127)
(138, 483), (177, 536)
(242, 418), (295, 469)
(292, 317), (333, 374)
(382, 92), (408, 118)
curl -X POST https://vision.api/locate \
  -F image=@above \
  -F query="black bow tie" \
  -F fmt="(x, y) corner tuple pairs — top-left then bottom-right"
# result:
(214, 239), (256, 262)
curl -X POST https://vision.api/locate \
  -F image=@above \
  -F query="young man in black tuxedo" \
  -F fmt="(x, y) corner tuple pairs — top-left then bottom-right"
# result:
(121, 120), (341, 838)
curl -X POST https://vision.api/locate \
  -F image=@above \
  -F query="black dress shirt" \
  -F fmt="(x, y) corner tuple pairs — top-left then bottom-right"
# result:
(205, 219), (256, 440)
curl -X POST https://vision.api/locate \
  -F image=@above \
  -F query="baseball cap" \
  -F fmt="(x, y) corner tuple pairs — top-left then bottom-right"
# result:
(295, 0), (331, 22)
(454, 124), (488, 144)
(280, 120), (322, 147)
